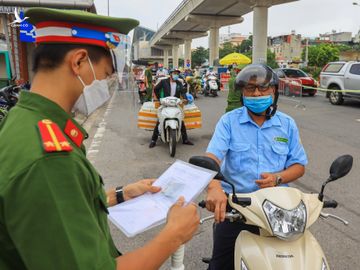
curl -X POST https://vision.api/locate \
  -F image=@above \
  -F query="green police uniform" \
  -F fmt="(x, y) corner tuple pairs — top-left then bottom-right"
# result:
(0, 8), (139, 270)
(145, 67), (153, 101)
(225, 74), (243, 113)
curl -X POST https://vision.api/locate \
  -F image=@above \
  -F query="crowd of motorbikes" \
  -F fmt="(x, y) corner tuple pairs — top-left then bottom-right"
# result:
(0, 85), (22, 122)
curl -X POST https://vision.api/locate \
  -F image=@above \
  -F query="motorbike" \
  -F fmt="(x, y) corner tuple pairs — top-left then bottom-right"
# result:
(176, 154), (353, 270)
(0, 85), (21, 122)
(186, 76), (201, 99)
(204, 75), (219, 97)
(157, 96), (184, 157)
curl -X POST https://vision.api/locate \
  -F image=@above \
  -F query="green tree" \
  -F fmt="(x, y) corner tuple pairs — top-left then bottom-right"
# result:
(219, 42), (236, 59)
(191, 46), (209, 68)
(267, 49), (278, 69)
(237, 35), (252, 53)
(302, 44), (339, 67)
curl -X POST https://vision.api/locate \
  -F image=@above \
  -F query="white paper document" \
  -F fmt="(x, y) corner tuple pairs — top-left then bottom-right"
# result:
(108, 160), (216, 237)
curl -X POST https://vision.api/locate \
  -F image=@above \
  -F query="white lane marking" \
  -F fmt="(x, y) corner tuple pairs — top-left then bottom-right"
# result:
(87, 92), (116, 164)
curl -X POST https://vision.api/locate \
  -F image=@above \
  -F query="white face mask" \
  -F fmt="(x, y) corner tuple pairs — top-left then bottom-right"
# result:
(73, 57), (111, 116)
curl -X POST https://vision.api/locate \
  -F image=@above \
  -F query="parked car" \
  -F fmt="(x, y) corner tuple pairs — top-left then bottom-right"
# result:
(275, 68), (318, 96)
(320, 61), (360, 105)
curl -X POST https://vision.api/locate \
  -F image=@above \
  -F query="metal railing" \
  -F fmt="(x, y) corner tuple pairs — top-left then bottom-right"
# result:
(278, 78), (306, 110)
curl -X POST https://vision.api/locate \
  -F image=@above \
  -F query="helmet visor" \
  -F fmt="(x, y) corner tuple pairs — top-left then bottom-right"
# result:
(236, 64), (277, 90)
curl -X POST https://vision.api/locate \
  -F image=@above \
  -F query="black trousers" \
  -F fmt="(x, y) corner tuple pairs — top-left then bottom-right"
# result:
(151, 121), (188, 142)
(208, 220), (259, 270)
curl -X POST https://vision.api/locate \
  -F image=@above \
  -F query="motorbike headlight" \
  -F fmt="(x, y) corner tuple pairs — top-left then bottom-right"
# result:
(263, 200), (306, 241)
(241, 259), (249, 270)
(321, 259), (328, 270)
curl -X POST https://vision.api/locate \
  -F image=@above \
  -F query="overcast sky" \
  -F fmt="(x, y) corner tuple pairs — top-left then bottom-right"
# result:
(94, 0), (360, 48)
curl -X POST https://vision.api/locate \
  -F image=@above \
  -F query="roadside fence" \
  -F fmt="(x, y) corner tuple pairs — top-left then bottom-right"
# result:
(278, 78), (306, 110)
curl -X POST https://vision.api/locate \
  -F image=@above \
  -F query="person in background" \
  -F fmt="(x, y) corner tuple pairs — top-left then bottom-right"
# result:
(144, 62), (153, 102)
(149, 69), (194, 148)
(225, 65), (243, 112)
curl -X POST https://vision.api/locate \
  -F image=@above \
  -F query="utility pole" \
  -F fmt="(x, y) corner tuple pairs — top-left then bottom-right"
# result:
(304, 38), (309, 67)
(107, 0), (109, 16)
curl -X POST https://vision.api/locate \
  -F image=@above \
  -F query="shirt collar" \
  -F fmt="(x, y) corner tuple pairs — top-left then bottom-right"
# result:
(238, 106), (281, 128)
(17, 91), (88, 146)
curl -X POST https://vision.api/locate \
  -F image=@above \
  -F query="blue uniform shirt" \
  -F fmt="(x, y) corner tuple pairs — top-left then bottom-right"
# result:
(207, 107), (308, 194)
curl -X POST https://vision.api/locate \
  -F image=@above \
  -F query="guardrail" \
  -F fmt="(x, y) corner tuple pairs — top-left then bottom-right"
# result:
(278, 78), (306, 110)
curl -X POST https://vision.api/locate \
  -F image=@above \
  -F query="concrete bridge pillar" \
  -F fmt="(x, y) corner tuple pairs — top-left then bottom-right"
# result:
(163, 49), (169, 69)
(172, 44), (179, 68)
(209, 27), (220, 66)
(252, 5), (268, 64)
(184, 39), (192, 69)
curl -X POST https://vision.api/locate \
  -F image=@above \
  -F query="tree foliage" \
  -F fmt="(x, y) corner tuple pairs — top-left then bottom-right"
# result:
(191, 46), (209, 68)
(238, 35), (253, 54)
(302, 44), (339, 68)
(266, 49), (278, 69)
(219, 42), (237, 59)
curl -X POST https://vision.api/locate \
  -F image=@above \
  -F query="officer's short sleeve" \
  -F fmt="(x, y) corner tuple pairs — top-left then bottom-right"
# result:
(3, 155), (116, 270)
(206, 114), (231, 161)
(286, 119), (308, 168)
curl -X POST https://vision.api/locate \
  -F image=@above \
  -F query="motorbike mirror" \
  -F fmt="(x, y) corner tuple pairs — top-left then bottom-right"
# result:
(188, 156), (223, 180)
(189, 156), (239, 204)
(319, 154), (353, 201)
(329, 154), (353, 182)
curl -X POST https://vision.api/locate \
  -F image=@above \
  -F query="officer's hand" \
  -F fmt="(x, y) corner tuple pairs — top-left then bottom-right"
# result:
(255, 173), (276, 189)
(164, 196), (199, 245)
(123, 179), (161, 201)
(206, 182), (227, 223)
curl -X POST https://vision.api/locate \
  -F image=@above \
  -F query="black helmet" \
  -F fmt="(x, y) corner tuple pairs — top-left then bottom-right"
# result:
(169, 68), (180, 74)
(235, 64), (279, 119)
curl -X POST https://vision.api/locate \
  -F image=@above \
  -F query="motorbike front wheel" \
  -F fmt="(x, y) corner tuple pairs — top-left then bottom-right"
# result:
(168, 128), (177, 157)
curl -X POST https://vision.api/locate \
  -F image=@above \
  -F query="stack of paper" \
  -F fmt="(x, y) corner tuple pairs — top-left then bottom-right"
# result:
(108, 160), (216, 237)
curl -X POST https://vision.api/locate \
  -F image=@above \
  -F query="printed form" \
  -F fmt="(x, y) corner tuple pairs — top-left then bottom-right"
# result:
(108, 160), (216, 237)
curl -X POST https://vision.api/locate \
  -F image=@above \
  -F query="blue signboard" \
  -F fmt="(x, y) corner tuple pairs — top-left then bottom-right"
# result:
(19, 11), (35, 43)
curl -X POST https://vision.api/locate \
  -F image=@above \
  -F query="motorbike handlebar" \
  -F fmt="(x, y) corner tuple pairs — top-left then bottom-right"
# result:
(198, 197), (251, 209)
(198, 200), (206, 208)
(323, 200), (338, 208)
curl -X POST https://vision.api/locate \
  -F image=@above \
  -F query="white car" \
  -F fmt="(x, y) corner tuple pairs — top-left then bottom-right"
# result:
(320, 61), (360, 105)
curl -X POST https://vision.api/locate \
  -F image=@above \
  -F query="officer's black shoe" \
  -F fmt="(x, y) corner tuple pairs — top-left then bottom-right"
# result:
(149, 140), (157, 148)
(182, 139), (194, 145)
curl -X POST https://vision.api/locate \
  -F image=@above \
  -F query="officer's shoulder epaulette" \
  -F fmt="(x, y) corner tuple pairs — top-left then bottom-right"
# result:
(37, 119), (73, 153)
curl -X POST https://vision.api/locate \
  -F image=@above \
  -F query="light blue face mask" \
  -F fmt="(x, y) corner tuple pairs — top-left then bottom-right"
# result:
(172, 74), (179, 81)
(243, 95), (273, 114)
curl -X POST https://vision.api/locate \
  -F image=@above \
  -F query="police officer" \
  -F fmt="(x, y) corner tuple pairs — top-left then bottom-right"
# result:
(204, 64), (308, 270)
(0, 8), (199, 270)
(144, 62), (153, 101)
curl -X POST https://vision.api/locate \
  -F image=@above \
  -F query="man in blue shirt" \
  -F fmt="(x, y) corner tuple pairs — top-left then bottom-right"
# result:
(205, 64), (308, 270)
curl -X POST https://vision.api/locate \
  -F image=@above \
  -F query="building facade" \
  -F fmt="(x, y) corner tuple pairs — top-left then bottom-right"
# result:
(269, 31), (302, 67)
(220, 33), (247, 47)
(318, 31), (352, 44)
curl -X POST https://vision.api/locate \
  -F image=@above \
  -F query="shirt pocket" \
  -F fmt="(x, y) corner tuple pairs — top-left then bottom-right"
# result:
(271, 143), (289, 170)
(229, 142), (251, 168)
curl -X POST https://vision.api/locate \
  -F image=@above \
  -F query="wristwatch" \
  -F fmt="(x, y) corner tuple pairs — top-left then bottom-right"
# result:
(275, 175), (283, 186)
(115, 186), (125, 204)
